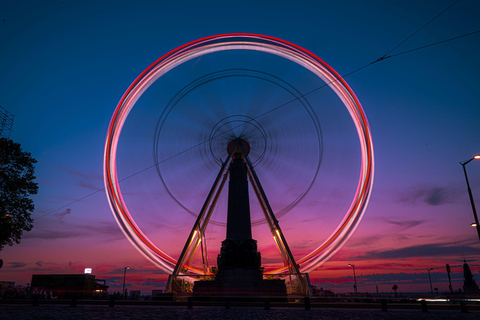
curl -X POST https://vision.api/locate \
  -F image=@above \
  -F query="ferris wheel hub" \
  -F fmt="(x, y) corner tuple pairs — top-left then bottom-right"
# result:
(227, 138), (250, 156)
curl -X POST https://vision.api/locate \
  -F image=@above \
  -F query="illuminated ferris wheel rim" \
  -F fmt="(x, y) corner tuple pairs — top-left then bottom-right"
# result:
(153, 67), (323, 227)
(104, 33), (374, 275)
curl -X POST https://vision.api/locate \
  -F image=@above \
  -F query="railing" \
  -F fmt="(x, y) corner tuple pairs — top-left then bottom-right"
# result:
(169, 272), (312, 296)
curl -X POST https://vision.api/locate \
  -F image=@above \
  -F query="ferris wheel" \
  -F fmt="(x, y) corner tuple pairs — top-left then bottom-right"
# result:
(103, 33), (374, 290)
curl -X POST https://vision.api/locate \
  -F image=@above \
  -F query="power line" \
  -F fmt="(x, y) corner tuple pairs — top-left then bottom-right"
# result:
(36, 28), (480, 219)
(382, 0), (461, 58)
(35, 188), (105, 220)
(242, 29), (480, 124)
(381, 30), (480, 60)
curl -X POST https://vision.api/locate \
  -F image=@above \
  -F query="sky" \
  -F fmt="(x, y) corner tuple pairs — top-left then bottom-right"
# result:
(1, 0), (480, 295)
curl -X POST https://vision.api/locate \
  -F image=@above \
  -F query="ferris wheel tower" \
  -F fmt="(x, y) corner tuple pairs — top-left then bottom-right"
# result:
(168, 138), (307, 295)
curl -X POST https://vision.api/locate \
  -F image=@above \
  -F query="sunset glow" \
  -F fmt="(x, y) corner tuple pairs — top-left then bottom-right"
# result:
(1, 0), (479, 295)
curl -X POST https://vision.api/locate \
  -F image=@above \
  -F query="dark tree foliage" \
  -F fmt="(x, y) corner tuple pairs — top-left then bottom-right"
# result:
(0, 138), (38, 251)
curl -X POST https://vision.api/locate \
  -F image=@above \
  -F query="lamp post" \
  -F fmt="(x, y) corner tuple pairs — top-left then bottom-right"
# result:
(460, 155), (480, 242)
(427, 268), (433, 295)
(348, 264), (357, 294)
(122, 266), (130, 300)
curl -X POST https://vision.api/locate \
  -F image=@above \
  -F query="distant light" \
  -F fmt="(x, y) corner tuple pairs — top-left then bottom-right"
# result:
(417, 298), (448, 302)
(418, 298), (480, 303)
(474, 155), (480, 160)
(84, 268), (92, 274)
(471, 223), (478, 227)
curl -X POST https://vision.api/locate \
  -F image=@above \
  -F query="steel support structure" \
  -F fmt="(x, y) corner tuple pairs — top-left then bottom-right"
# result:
(167, 147), (235, 292)
(239, 143), (307, 295)
(168, 140), (306, 295)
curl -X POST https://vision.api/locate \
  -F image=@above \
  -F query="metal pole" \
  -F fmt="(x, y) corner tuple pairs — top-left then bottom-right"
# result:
(122, 266), (129, 300)
(427, 268), (433, 295)
(460, 159), (480, 242)
(353, 266), (357, 294)
(349, 264), (357, 294)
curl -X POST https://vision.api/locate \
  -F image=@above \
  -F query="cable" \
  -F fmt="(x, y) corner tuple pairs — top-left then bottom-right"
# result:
(382, 30), (480, 60)
(35, 188), (104, 220)
(35, 138), (223, 219)
(217, 29), (480, 124)
(35, 28), (480, 219)
(382, 0), (461, 58)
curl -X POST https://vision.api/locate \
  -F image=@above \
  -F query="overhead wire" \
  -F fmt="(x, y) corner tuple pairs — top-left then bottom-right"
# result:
(36, 14), (480, 220)
(380, 30), (480, 60)
(381, 0), (461, 58)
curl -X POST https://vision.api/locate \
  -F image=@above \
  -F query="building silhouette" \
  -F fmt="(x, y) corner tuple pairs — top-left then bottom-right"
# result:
(462, 259), (479, 294)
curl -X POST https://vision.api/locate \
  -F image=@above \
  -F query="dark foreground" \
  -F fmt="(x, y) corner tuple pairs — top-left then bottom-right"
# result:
(1, 302), (479, 320)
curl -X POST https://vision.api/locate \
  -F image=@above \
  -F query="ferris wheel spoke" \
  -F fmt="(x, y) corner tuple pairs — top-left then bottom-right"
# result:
(104, 34), (374, 276)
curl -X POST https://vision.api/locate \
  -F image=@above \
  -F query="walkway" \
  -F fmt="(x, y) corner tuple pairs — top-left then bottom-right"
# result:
(1, 305), (478, 320)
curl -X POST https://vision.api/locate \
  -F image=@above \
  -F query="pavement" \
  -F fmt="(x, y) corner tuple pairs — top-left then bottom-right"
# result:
(1, 305), (479, 320)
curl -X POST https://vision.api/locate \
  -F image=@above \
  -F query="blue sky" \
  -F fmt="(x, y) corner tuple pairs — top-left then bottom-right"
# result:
(1, 0), (479, 294)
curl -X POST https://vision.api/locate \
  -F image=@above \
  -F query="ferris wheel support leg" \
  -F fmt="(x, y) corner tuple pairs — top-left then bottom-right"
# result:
(168, 151), (234, 293)
(240, 145), (308, 295)
(197, 171), (229, 262)
(247, 170), (289, 264)
(184, 171), (228, 270)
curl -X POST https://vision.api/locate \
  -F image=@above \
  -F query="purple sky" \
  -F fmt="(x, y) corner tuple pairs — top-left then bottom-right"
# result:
(1, 0), (479, 295)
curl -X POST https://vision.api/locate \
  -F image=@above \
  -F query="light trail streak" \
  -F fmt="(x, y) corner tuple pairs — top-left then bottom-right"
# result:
(104, 33), (374, 275)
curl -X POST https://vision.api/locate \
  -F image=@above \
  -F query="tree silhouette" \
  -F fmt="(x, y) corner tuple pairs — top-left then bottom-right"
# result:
(0, 138), (38, 251)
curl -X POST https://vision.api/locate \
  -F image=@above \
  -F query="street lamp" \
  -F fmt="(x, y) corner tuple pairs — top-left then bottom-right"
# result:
(427, 268), (434, 295)
(348, 264), (357, 294)
(460, 155), (480, 241)
(122, 266), (130, 300)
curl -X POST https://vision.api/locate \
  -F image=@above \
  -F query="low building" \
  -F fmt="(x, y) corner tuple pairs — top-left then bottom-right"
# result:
(31, 274), (108, 299)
